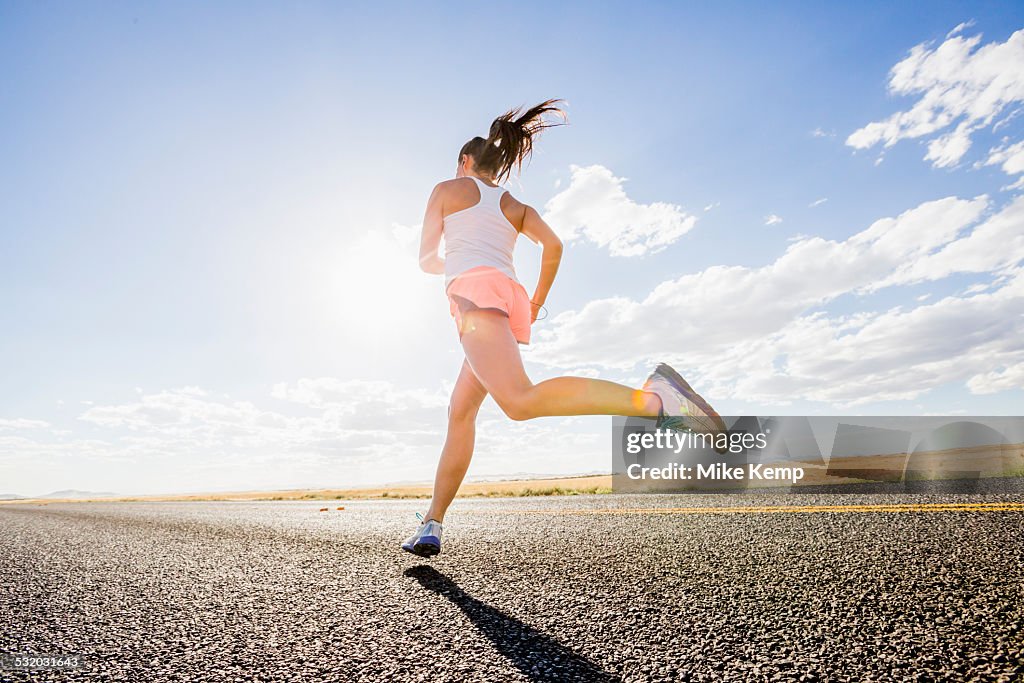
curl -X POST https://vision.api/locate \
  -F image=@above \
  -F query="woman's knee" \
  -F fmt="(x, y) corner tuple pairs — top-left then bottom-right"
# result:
(448, 397), (480, 422)
(493, 389), (537, 421)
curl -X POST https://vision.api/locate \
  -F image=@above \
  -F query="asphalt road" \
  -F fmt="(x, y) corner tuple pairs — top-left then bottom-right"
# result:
(1, 485), (1023, 682)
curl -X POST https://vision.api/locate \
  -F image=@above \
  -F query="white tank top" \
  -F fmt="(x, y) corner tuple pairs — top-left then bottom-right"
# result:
(443, 176), (519, 288)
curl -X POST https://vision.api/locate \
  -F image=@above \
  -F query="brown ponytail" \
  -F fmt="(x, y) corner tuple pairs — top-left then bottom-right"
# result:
(458, 99), (568, 183)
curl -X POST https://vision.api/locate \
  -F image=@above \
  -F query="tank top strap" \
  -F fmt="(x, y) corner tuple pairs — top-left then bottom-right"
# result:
(468, 176), (506, 210)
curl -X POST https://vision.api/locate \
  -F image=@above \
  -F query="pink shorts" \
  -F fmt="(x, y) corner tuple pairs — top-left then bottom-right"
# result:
(446, 266), (532, 344)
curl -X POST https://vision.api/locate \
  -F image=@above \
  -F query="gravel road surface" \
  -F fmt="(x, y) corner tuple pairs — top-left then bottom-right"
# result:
(2, 486), (1022, 682)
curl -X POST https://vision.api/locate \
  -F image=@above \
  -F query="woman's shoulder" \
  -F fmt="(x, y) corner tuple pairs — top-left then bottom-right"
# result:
(433, 177), (479, 201)
(436, 177), (516, 194)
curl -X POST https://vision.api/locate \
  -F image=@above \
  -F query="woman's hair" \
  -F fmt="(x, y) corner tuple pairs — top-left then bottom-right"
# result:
(458, 99), (568, 183)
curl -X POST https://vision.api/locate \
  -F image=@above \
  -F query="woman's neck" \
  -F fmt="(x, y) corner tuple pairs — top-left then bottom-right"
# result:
(469, 172), (498, 187)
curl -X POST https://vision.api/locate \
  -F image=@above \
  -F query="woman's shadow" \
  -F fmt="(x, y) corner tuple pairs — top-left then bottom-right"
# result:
(404, 565), (619, 682)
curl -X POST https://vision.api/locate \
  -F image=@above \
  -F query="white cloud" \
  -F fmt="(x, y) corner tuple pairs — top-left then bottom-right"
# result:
(0, 378), (465, 494)
(526, 194), (1024, 407)
(752, 275), (1024, 405)
(968, 360), (1024, 394)
(947, 20), (976, 39)
(993, 106), (1023, 132)
(809, 198), (828, 208)
(542, 165), (697, 257)
(390, 221), (419, 248)
(870, 194), (1024, 289)
(76, 381), (449, 463)
(2, 376), (606, 494)
(984, 138), (1024, 177)
(0, 434), (128, 469)
(274, 377), (405, 408)
(924, 121), (977, 168)
(764, 214), (783, 226)
(0, 418), (50, 431)
(271, 377), (448, 417)
(847, 27), (1024, 177)
(811, 127), (835, 138)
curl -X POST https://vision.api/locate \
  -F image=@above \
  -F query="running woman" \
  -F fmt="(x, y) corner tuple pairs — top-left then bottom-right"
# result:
(403, 99), (726, 557)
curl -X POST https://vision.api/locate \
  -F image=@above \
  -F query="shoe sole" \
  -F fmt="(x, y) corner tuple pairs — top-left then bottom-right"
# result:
(656, 364), (726, 429)
(655, 363), (729, 453)
(413, 542), (440, 557)
(402, 539), (441, 558)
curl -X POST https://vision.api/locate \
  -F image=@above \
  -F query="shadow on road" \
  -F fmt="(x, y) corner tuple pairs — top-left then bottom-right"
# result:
(404, 565), (619, 682)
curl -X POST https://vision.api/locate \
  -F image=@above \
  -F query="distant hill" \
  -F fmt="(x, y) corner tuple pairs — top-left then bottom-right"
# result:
(0, 493), (24, 500)
(38, 490), (117, 499)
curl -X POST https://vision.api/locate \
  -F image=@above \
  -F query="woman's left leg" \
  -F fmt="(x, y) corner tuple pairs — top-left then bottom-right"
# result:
(459, 308), (663, 421)
(423, 358), (488, 523)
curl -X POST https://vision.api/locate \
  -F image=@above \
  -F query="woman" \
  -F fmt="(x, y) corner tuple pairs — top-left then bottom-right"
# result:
(403, 99), (725, 557)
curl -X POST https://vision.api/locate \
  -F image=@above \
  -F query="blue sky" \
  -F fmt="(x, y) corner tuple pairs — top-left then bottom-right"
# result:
(2, 2), (1024, 496)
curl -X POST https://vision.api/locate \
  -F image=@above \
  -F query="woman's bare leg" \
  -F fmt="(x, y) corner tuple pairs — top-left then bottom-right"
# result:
(459, 308), (662, 421)
(423, 359), (488, 523)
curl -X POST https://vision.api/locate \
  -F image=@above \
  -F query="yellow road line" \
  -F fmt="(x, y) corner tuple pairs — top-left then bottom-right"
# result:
(498, 501), (1024, 515)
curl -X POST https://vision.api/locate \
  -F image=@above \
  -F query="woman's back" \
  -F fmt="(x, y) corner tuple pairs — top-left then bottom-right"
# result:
(442, 176), (521, 287)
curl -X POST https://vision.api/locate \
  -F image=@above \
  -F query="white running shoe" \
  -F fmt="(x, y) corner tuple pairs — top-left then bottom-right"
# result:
(401, 513), (442, 558)
(643, 362), (729, 454)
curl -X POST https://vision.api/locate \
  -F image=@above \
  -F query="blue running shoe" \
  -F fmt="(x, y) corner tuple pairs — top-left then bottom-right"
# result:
(401, 513), (442, 558)
(643, 362), (729, 454)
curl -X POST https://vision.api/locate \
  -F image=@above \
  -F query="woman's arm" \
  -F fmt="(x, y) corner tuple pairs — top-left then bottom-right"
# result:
(419, 183), (445, 274)
(520, 205), (563, 321)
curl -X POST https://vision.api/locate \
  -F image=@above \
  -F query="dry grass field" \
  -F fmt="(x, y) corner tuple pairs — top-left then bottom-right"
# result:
(0, 474), (615, 504)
